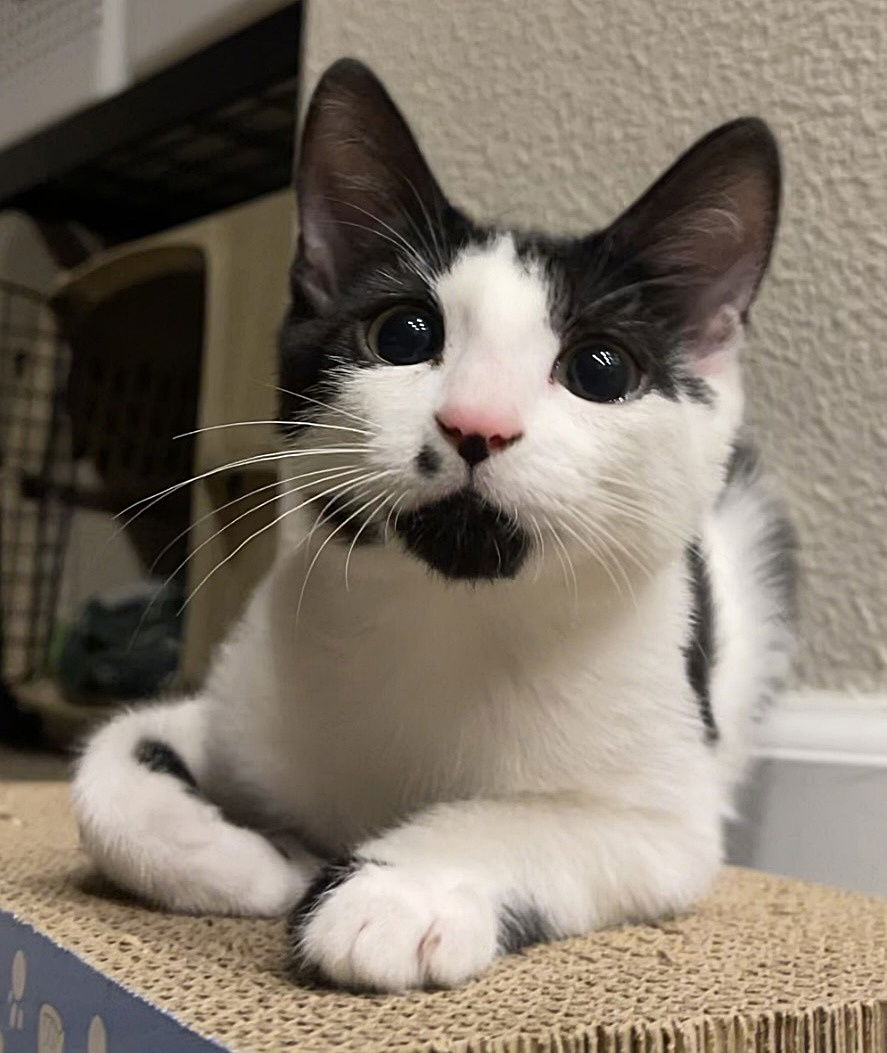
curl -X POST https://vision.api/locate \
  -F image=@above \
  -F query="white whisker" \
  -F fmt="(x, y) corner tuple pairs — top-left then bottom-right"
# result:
(324, 197), (436, 280)
(297, 481), (391, 617)
(545, 517), (578, 606)
(344, 490), (395, 590)
(164, 465), (366, 590)
(325, 218), (435, 285)
(174, 419), (370, 440)
(527, 512), (546, 584)
(565, 505), (658, 578)
(383, 491), (409, 544)
(149, 463), (365, 575)
(178, 469), (386, 615)
(272, 385), (375, 429)
(558, 517), (633, 605)
(397, 171), (446, 273)
(115, 445), (369, 533)
(130, 466), (369, 646)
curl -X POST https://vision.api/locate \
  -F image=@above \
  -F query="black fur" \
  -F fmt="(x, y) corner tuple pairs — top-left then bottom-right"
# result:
(513, 231), (714, 406)
(279, 204), (478, 431)
(134, 739), (199, 792)
(498, 904), (551, 953)
(288, 856), (365, 939)
(684, 543), (718, 743)
(280, 214), (719, 434)
(416, 444), (441, 477)
(287, 856), (380, 981)
(396, 489), (531, 581)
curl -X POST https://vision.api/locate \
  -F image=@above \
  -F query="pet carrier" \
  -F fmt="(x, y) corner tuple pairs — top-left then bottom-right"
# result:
(0, 279), (74, 686)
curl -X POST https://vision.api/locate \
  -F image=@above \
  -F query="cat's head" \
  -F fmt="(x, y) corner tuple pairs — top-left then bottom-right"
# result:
(280, 59), (780, 584)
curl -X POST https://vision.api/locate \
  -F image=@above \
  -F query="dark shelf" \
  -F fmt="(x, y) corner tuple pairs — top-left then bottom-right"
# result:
(0, 3), (304, 244)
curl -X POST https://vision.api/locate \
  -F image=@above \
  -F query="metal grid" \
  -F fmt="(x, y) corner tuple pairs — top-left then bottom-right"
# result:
(75, 76), (299, 222)
(0, 280), (73, 684)
(0, 3), (304, 244)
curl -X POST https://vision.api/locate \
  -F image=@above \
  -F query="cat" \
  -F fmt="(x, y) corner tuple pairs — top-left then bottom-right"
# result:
(73, 58), (796, 992)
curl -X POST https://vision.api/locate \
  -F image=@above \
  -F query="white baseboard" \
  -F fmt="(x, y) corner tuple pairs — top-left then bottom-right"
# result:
(755, 689), (887, 767)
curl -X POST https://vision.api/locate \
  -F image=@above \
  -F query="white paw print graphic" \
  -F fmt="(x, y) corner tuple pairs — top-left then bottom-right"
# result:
(87, 1015), (107, 1053)
(6, 949), (26, 1032)
(37, 1004), (64, 1053)
(3, 949), (107, 1052)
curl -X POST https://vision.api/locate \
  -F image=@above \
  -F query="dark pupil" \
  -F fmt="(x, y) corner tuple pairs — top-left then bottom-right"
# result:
(567, 346), (631, 402)
(376, 310), (436, 364)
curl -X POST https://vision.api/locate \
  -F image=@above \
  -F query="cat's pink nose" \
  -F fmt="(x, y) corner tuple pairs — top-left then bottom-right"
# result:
(435, 409), (524, 467)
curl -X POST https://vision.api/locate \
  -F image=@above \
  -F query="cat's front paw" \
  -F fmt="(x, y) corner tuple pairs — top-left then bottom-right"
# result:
(288, 858), (498, 991)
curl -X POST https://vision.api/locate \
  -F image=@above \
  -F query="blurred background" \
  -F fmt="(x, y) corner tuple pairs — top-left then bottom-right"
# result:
(0, 1), (884, 893)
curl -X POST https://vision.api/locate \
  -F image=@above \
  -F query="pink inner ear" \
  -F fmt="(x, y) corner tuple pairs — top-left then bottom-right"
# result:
(679, 244), (761, 362)
(688, 304), (744, 375)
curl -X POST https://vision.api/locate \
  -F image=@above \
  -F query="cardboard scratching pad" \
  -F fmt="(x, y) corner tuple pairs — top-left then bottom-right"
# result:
(1, 781), (885, 1052)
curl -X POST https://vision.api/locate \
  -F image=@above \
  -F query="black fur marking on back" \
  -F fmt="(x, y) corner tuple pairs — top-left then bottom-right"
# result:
(724, 439), (799, 622)
(498, 904), (551, 954)
(684, 542), (718, 743)
(396, 489), (531, 580)
(761, 511), (800, 624)
(134, 739), (199, 793)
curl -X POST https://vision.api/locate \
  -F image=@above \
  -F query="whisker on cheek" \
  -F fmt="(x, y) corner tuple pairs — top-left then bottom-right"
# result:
(179, 468), (390, 615)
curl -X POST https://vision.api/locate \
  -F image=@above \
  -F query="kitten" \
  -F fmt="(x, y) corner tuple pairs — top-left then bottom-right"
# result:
(73, 58), (796, 992)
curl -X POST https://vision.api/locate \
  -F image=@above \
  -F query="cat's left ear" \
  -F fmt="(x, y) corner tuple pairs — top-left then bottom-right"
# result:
(606, 118), (780, 362)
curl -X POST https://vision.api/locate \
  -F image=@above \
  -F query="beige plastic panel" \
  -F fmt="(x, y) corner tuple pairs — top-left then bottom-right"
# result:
(58, 190), (295, 685)
(174, 191), (294, 684)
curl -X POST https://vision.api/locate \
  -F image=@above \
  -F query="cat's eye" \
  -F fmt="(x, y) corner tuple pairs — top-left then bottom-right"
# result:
(556, 343), (641, 403)
(366, 305), (443, 365)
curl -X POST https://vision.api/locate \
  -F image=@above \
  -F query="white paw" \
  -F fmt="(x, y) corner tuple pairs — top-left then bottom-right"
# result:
(290, 861), (499, 991)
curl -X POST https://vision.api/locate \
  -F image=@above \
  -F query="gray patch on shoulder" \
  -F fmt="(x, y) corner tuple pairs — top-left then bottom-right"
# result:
(724, 438), (761, 486)
(722, 438), (799, 622)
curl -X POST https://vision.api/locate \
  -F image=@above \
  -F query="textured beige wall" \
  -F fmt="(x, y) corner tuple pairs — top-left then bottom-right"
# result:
(304, 0), (887, 694)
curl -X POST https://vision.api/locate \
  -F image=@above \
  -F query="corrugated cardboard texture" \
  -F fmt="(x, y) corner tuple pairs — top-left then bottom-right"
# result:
(302, 0), (887, 696)
(1, 781), (885, 1051)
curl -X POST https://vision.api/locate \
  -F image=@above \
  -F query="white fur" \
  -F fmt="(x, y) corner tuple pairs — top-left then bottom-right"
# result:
(73, 238), (792, 990)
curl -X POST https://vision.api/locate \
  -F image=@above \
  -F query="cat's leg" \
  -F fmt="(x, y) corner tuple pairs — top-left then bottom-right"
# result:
(73, 697), (316, 915)
(289, 789), (721, 990)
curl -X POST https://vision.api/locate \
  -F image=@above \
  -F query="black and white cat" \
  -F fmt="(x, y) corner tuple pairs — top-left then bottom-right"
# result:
(73, 59), (796, 992)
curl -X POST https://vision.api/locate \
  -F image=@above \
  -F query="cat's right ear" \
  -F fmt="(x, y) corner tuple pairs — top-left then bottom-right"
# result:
(292, 58), (447, 314)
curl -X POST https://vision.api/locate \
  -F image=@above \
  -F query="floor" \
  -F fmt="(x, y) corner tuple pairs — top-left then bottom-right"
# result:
(0, 744), (70, 781)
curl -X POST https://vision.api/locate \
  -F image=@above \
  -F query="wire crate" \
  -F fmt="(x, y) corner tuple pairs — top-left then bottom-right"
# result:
(0, 279), (74, 685)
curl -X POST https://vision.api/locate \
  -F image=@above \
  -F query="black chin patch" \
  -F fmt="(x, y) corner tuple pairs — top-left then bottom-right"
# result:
(396, 490), (530, 580)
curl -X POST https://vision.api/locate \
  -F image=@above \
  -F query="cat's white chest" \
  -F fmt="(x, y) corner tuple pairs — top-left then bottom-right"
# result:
(210, 547), (691, 851)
